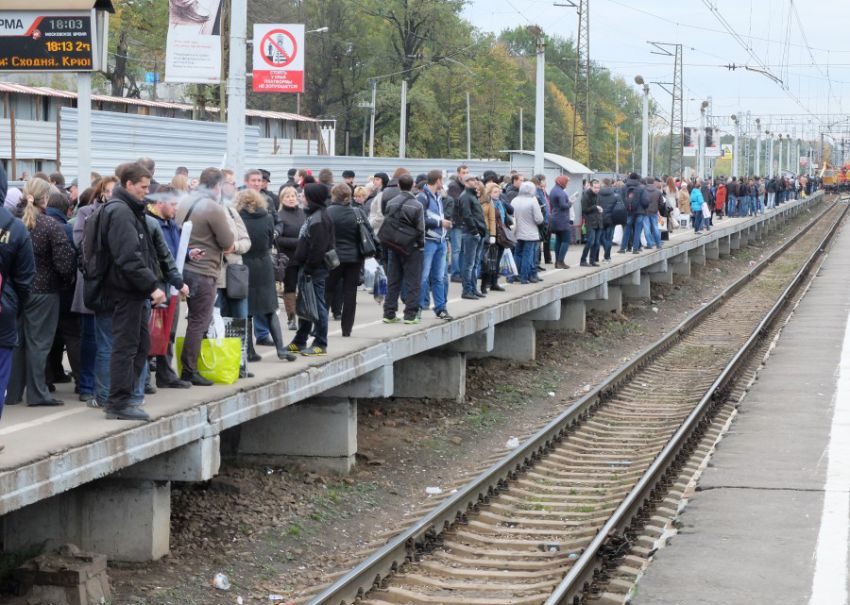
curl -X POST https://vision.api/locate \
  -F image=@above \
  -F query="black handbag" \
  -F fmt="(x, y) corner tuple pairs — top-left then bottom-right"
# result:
(273, 252), (289, 282)
(296, 271), (320, 323)
(324, 248), (340, 270)
(225, 263), (249, 300)
(355, 208), (377, 257)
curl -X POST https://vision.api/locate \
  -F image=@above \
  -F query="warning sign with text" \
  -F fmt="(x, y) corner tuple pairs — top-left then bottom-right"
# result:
(252, 24), (304, 93)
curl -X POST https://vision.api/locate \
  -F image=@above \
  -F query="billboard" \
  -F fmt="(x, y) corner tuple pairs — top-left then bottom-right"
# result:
(252, 24), (305, 93)
(0, 11), (96, 72)
(164, 0), (222, 84)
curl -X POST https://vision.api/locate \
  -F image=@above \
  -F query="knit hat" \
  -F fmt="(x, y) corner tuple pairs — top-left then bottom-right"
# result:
(374, 172), (389, 189)
(4, 186), (22, 211)
(342, 170), (355, 179)
(555, 175), (568, 188)
(304, 183), (328, 206)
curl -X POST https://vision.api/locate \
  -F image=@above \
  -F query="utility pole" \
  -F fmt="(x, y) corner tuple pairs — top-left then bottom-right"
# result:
(225, 0), (247, 180)
(635, 75), (649, 176)
(557, 1), (589, 164)
(399, 79), (408, 158)
(519, 107), (524, 150)
(368, 79), (376, 158)
(767, 131), (774, 178)
(533, 34), (546, 175)
(648, 41), (683, 175)
(466, 91), (472, 160)
(755, 118), (761, 176)
(615, 125), (620, 176)
(731, 114), (739, 177)
(698, 100), (708, 178)
(77, 73), (91, 187)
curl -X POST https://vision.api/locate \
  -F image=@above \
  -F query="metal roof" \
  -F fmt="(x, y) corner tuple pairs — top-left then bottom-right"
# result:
(503, 150), (593, 174)
(0, 82), (322, 123)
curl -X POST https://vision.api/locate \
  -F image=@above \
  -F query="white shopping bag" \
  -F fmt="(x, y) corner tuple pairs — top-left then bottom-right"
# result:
(207, 307), (226, 344)
(613, 225), (623, 245)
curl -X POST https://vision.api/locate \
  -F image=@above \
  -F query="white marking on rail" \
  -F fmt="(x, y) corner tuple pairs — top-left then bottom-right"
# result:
(808, 302), (850, 605)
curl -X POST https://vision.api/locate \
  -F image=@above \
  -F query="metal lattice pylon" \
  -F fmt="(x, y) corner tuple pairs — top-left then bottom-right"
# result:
(648, 42), (683, 175)
(571, 0), (590, 166)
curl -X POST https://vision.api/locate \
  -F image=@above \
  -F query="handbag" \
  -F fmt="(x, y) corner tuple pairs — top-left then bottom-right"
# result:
(273, 251), (289, 282)
(324, 248), (341, 270)
(355, 208), (378, 257)
(496, 222), (517, 249)
(225, 262), (249, 299)
(485, 243), (499, 273)
(296, 271), (321, 323)
(176, 336), (241, 385)
(148, 295), (178, 356)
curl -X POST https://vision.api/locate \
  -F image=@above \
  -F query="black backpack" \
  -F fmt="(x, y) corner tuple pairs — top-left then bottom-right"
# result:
(624, 186), (641, 213)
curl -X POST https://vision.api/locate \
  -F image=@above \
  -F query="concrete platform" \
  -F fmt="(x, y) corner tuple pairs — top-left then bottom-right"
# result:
(633, 205), (850, 605)
(0, 196), (818, 559)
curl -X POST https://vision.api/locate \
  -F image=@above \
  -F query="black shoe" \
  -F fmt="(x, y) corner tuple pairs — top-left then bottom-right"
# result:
(53, 373), (72, 384)
(580, 261), (590, 267)
(239, 368), (255, 378)
(490, 284), (506, 292)
(591, 262), (600, 267)
(537, 265), (547, 271)
(474, 291), (486, 298)
(450, 275), (463, 283)
(158, 378), (192, 389)
(332, 314), (342, 321)
(530, 276), (543, 283)
(248, 351), (262, 362)
(79, 393), (94, 402)
(256, 337), (275, 346)
(182, 371), (213, 386)
(435, 309), (453, 321)
(27, 398), (64, 407)
(461, 293), (478, 300)
(105, 406), (151, 421)
(144, 384), (157, 395)
(277, 350), (298, 361)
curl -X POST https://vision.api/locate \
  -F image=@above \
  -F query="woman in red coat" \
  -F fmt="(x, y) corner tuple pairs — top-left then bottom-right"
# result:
(714, 181), (727, 218)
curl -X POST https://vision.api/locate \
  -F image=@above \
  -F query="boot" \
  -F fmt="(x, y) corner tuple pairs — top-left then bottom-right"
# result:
(490, 274), (505, 291)
(270, 313), (297, 362)
(246, 317), (262, 362)
(480, 274), (489, 295)
(283, 293), (298, 330)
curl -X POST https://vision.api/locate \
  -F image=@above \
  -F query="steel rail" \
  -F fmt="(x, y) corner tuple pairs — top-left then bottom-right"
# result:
(307, 193), (838, 605)
(546, 196), (849, 605)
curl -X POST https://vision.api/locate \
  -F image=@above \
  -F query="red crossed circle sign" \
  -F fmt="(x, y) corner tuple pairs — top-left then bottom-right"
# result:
(260, 29), (298, 68)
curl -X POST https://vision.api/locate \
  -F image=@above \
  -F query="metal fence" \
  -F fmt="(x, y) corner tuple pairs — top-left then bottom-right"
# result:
(58, 107), (262, 181)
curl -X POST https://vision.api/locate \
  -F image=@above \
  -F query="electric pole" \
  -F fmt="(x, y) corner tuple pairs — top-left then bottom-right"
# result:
(648, 41), (683, 176)
(557, 1), (590, 165)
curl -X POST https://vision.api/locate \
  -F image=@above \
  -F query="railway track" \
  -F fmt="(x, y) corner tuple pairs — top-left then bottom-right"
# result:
(306, 197), (846, 605)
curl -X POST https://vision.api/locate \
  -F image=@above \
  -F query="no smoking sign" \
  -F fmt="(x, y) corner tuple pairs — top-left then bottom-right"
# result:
(253, 23), (304, 93)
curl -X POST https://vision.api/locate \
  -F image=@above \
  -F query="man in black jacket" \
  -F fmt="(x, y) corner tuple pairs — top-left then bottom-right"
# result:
(457, 177), (487, 298)
(97, 163), (165, 421)
(380, 174), (425, 324)
(0, 164), (35, 450)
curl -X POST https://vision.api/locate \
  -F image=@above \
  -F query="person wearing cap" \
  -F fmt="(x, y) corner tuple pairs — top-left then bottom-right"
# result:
(258, 169), (278, 212)
(65, 179), (79, 206)
(280, 168), (299, 196)
(342, 170), (356, 195)
(287, 183), (335, 356)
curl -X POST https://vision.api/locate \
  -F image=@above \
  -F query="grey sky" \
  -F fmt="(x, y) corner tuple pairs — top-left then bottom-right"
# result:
(463, 0), (850, 140)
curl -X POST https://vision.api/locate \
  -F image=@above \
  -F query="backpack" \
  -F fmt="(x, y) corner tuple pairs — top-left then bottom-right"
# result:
(80, 202), (113, 309)
(377, 198), (420, 256)
(624, 186), (641, 213)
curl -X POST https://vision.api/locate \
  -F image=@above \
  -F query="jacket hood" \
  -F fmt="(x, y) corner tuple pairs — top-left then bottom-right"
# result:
(623, 177), (642, 189)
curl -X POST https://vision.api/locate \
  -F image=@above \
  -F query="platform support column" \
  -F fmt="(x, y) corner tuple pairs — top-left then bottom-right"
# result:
(238, 397), (357, 473)
(535, 300), (586, 332)
(394, 352), (466, 402)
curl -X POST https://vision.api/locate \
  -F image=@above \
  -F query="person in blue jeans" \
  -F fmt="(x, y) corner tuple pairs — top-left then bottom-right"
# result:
(93, 309), (148, 407)
(511, 182), (545, 284)
(691, 180), (706, 232)
(417, 170), (453, 320)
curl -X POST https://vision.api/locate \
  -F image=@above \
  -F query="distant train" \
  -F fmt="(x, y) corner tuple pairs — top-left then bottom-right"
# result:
(821, 165), (850, 192)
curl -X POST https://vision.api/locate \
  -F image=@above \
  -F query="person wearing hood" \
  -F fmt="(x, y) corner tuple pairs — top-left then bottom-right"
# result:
(0, 164), (35, 449)
(236, 189), (296, 362)
(511, 182), (545, 284)
(549, 175), (572, 269)
(579, 179), (603, 266)
(287, 183), (335, 356)
(4, 186), (22, 213)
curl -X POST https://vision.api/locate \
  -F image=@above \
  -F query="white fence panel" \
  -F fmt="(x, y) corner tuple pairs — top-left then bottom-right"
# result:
(0, 119), (57, 160)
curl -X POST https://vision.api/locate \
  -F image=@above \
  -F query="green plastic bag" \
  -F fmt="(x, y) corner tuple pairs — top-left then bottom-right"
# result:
(175, 337), (242, 385)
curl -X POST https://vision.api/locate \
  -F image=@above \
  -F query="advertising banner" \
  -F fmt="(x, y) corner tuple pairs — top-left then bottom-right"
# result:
(165, 0), (222, 84)
(0, 11), (96, 72)
(252, 24), (305, 93)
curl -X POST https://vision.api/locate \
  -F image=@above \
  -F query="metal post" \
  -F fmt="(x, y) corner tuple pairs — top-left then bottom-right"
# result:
(755, 120), (761, 176)
(368, 79), (376, 158)
(640, 85), (649, 175)
(768, 134), (775, 178)
(732, 115), (739, 177)
(226, 0), (246, 179)
(615, 125), (620, 176)
(7, 93), (17, 180)
(698, 104), (706, 178)
(534, 38), (545, 175)
(466, 91), (471, 160)
(77, 73), (92, 187)
(519, 107), (524, 150)
(399, 79), (407, 159)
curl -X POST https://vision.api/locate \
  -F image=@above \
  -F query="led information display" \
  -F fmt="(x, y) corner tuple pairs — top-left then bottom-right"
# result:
(0, 11), (95, 71)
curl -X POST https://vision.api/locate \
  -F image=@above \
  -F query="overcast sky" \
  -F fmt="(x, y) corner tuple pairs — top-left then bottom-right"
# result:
(462, 0), (850, 140)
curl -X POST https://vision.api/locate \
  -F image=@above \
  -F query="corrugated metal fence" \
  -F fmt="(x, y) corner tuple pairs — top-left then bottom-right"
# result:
(59, 107), (261, 180)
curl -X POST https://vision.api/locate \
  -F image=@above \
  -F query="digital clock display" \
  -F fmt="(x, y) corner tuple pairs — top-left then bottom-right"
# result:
(0, 11), (95, 72)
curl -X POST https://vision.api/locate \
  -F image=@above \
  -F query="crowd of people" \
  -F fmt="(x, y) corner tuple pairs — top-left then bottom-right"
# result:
(0, 158), (819, 440)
